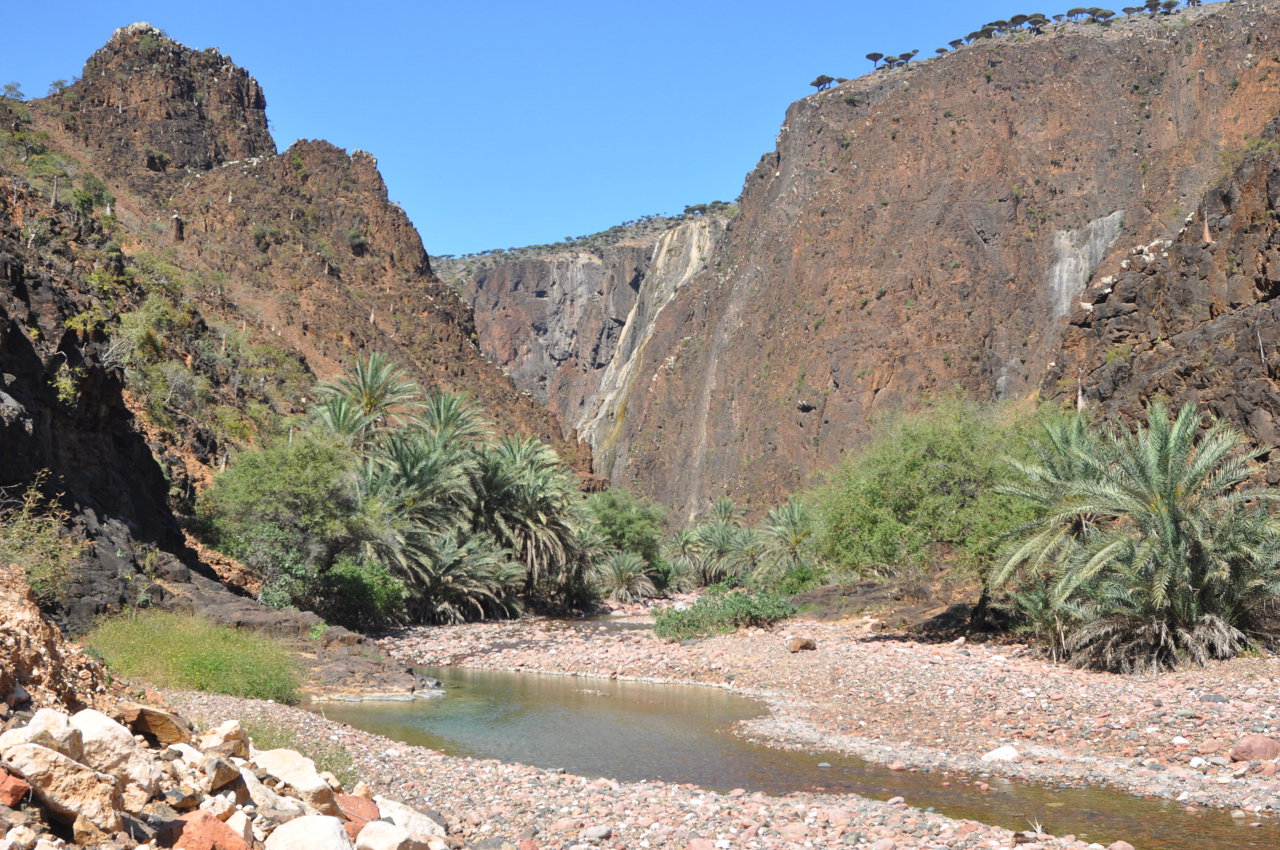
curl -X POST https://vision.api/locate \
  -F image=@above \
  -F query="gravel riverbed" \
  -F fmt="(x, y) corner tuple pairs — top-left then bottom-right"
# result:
(164, 615), (1280, 849)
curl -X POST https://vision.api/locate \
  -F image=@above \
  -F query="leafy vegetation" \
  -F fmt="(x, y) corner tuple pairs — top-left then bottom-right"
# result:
(200, 353), (596, 627)
(654, 584), (797, 640)
(810, 399), (1048, 577)
(990, 403), (1280, 672)
(87, 610), (301, 703)
(0, 475), (88, 604)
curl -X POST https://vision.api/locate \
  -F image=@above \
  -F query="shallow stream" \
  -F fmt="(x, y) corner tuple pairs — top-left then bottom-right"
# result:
(315, 666), (1280, 849)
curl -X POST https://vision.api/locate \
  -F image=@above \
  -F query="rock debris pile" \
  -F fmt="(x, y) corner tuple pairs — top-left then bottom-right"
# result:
(0, 704), (455, 850)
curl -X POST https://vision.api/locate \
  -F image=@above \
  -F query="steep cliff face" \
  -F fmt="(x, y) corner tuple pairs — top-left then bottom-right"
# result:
(1051, 124), (1280, 471)
(456, 214), (728, 445)
(468, 1), (1280, 518)
(29, 24), (584, 472)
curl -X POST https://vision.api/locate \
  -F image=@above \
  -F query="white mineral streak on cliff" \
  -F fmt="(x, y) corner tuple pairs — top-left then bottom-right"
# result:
(1048, 210), (1125, 321)
(578, 216), (727, 473)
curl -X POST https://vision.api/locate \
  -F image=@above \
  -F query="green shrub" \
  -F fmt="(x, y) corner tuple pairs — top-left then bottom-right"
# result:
(86, 610), (301, 703)
(653, 584), (796, 640)
(310, 558), (407, 631)
(810, 398), (1049, 578)
(587, 488), (667, 575)
(0, 475), (87, 603)
(772, 562), (828, 596)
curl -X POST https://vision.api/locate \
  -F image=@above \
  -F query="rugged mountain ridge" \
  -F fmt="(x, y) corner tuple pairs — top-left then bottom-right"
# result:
(449, 212), (730, 443)
(0, 23), (587, 635)
(463, 0), (1280, 518)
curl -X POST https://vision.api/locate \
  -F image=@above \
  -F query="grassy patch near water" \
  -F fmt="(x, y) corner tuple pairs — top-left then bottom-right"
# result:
(86, 610), (301, 704)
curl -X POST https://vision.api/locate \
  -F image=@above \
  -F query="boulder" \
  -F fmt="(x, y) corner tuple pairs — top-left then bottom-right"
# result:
(197, 721), (249, 760)
(980, 745), (1019, 762)
(787, 638), (817, 653)
(355, 821), (427, 850)
(336, 794), (379, 835)
(1, 743), (122, 832)
(237, 768), (304, 824)
(173, 809), (252, 850)
(70, 708), (163, 810)
(201, 755), (240, 791)
(265, 815), (354, 850)
(0, 709), (83, 761)
(1228, 734), (1280, 762)
(225, 811), (254, 845)
(115, 703), (193, 745)
(373, 797), (446, 841)
(254, 749), (339, 816)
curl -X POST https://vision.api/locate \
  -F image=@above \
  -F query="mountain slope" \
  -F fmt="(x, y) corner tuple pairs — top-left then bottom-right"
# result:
(462, 1), (1280, 518)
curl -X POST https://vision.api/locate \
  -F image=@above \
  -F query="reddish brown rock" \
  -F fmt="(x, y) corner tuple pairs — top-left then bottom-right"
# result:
(337, 794), (380, 836)
(0, 770), (30, 806)
(170, 810), (252, 850)
(1229, 735), (1280, 763)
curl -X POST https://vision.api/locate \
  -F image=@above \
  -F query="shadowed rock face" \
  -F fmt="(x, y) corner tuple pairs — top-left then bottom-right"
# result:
(464, 1), (1280, 518)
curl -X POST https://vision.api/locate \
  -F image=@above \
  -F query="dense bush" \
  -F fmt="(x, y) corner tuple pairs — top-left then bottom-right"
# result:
(810, 399), (1048, 577)
(653, 584), (797, 640)
(87, 611), (301, 703)
(199, 353), (597, 628)
(587, 488), (666, 575)
(990, 403), (1280, 672)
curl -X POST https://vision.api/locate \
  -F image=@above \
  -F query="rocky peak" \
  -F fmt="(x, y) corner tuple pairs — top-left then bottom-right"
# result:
(53, 22), (273, 197)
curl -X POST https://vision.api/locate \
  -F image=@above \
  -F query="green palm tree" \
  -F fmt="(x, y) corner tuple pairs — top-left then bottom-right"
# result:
(318, 352), (421, 428)
(992, 403), (1280, 672)
(472, 435), (590, 599)
(593, 551), (657, 603)
(759, 498), (813, 575)
(415, 391), (491, 446)
(406, 529), (523, 624)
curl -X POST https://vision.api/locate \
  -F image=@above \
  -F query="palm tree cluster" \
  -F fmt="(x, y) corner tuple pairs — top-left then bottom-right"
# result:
(665, 497), (822, 591)
(207, 353), (597, 626)
(990, 403), (1280, 672)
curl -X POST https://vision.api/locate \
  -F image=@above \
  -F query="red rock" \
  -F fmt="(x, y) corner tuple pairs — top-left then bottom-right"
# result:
(685, 840), (716, 850)
(337, 793), (380, 827)
(173, 810), (252, 850)
(1228, 735), (1280, 762)
(518, 841), (539, 850)
(888, 760), (907, 771)
(0, 771), (30, 807)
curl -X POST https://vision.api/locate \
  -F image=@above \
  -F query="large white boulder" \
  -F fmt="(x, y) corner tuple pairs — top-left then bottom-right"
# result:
(0, 709), (83, 762)
(70, 708), (163, 810)
(373, 797), (446, 841)
(255, 749), (339, 816)
(264, 815), (354, 850)
(1, 743), (122, 832)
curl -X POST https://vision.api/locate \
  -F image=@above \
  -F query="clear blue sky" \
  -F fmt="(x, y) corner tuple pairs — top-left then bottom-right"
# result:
(4, 2), (1135, 256)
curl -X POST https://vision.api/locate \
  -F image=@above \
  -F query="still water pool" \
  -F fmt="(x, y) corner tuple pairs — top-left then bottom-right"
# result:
(314, 666), (1280, 849)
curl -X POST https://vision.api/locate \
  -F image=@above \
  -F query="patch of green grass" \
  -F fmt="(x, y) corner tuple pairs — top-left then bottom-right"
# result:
(86, 610), (301, 704)
(654, 585), (796, 641)
(238, 719), (356, 788)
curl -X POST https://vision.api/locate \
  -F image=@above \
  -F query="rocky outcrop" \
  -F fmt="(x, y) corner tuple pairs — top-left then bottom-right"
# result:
(0, 705), (460, 849)
(0, 567), (107, 712)
(466, 0), (1280, 517)
(1050, 121), (1280, 457)
(457, 214), (729, 464)
(57, 23), (274, 200)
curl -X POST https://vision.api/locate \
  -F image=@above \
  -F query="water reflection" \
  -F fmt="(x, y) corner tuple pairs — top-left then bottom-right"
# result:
(314, 666), (1279, 849)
